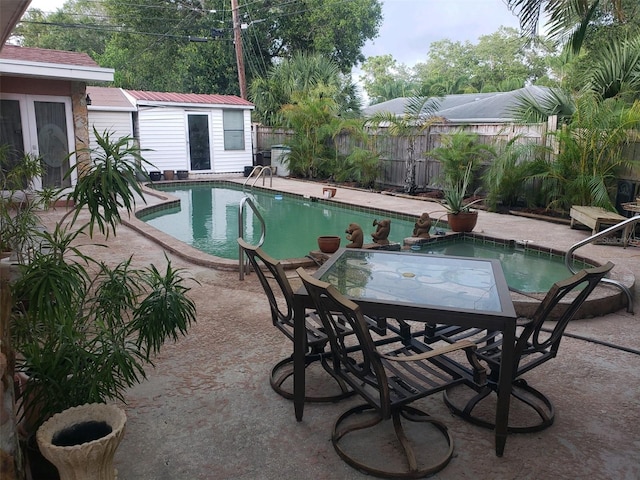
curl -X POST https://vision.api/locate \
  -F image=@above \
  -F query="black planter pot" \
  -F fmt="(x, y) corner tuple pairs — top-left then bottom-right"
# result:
(149, 171), (162, 181)
(176, 170), (189, 180)
(25, 435), (59, 480)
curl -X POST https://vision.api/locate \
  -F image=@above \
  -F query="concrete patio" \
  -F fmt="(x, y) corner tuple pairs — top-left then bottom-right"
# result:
(42, 176), (639, 479)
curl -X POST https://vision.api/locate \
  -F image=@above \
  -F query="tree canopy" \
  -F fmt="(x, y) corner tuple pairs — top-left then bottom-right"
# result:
(360, 27), (559, 104)
(13, 0), (383, 95)
(249, 52), (360, 125)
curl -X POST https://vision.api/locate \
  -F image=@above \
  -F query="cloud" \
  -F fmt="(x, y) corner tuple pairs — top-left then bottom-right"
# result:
(363, 0), (521, 67)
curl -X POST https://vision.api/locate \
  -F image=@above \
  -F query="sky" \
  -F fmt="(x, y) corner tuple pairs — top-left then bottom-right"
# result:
(27, 0), (522, 69)
(363, 0), (521, 67)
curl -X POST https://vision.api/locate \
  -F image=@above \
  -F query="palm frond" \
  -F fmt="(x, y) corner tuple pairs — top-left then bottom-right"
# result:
(509, 87), (576, 123)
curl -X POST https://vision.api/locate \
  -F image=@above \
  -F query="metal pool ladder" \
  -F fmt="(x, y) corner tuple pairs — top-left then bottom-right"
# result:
(238, 195), (266, 280)
(242, 166), (273, 192)
(565, 214), (640, 313)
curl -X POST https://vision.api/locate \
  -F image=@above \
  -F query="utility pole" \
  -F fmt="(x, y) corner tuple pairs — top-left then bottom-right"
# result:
(231, 0), (247, 99)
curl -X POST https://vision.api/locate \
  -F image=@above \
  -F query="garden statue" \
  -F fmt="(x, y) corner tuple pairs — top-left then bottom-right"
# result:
(345, 223), (364, 248)
(371, 219), (391, 245)
(413, 212), (432, 238)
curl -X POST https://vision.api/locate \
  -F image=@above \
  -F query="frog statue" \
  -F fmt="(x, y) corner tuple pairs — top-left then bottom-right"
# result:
(345, 223), (364, 248)
(413, 212), (432, 239)
(371, 219), (391, 245)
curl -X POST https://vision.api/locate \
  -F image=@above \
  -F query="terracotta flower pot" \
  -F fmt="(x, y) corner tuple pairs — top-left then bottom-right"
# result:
(322, 187), (337, 198)
(163, 170), (175, 180)
(447, 211), (478, 232)
(317, 236), (341, 253)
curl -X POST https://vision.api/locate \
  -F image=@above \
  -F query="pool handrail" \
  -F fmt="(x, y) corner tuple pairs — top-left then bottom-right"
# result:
(238, 195), (266, 280)
(242, 166), (272, 192)
(564, 214), (640, 314)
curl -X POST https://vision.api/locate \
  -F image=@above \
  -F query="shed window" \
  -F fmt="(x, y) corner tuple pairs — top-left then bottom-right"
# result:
(223, 110), (244, 150)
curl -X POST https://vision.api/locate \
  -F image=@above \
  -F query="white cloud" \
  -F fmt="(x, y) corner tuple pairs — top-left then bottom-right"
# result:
(364, 0), (521, 67)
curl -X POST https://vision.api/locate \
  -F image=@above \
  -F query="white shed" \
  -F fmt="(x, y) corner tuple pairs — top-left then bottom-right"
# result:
(86, 86), (136, 151)
(87, 87), (255, 174)
(124, 90), (254, 174)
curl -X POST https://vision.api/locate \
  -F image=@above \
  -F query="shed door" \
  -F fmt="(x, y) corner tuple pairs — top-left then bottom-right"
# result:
(187, 114), (211, 171)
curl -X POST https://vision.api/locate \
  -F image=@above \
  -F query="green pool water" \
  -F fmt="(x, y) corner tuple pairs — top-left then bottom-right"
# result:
(141, 183), (420, 260)
(141, 182), (583, 293)
(412, 237), (590, 293)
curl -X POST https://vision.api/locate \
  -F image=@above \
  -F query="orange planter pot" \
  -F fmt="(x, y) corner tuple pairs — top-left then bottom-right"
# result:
(322, 187), (337, 198)
(317, 236), (341, 253)
(447, 211), (478, 232)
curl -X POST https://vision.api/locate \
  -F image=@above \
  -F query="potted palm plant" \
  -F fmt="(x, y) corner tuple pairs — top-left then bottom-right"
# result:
(442, 163), (484, 232)
(4, 130), (197, 477)
(430, 131), (492, 233)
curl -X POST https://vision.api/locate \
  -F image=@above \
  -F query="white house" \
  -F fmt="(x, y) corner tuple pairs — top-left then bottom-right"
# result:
(87, 86), (255, 174)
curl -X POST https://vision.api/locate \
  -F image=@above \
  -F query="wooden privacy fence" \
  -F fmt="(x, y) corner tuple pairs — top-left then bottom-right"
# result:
(254, 122), (640, 190)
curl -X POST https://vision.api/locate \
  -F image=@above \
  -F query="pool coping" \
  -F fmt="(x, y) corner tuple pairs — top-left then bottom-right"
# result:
(124, 178), (632, 318)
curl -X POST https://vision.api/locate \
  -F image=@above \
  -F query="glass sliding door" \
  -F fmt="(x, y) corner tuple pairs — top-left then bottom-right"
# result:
(187, 114), (211, 171)
(34, 100), (72, 188)
(0, 99), (27, 184)
(0, 94), (74, 189)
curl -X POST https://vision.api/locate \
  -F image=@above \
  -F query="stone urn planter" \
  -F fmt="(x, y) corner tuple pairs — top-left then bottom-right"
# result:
(447, 211), (478, 232)
(317, 235), (341, 253)
(36, 403), (127, 480)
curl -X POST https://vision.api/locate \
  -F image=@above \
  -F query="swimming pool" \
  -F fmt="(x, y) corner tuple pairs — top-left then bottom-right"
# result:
(139, 181), (595, 294)
(141, 182), (423, 260)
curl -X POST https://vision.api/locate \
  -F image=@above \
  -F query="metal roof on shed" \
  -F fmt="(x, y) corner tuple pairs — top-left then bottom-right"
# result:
(126, 89), (254, 107)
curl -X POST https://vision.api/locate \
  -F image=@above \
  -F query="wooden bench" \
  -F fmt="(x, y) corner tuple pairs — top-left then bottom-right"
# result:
(570, 205), (630, 246)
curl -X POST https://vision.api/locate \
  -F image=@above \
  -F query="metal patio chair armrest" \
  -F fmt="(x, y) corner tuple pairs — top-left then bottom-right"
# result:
(379, 340), (487, 386)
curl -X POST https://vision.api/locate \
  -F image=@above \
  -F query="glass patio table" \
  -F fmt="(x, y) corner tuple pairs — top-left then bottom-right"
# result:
(293, 247), (517, 456)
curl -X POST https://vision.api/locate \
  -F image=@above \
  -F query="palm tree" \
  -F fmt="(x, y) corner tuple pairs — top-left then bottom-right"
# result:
(279, 84), (343, 179)
(509, 87), (576, 123)
(507, 0), (627, 53)
(531, 93), (640, 210)
(249, 52), (360, 126)
(367, 97), (443, 194)
(587, 36), (640, 100)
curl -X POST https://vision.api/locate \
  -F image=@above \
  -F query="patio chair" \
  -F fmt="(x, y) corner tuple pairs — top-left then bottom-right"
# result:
(438, 261), (614, 433)
(296, 267), (486, 479)
(237, 238), (353, 402)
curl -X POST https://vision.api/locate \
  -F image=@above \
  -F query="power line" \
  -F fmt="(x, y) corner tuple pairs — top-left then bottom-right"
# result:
(21, 0), (352, 41)
(19, 20), (224, 40)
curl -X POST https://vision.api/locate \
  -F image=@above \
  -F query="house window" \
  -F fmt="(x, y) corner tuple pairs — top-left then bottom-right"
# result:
(223, 110), (244, 150)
